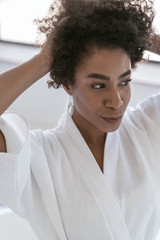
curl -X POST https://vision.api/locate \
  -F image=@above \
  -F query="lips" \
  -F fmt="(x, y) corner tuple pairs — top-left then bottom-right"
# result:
(101, 115), (123, 124)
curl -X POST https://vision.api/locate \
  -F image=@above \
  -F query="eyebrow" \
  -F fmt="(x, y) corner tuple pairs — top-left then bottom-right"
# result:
(87, 69), (131, 81)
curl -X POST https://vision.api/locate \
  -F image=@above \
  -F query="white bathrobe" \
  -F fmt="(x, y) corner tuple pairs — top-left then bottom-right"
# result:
(0, 93), (160, 240)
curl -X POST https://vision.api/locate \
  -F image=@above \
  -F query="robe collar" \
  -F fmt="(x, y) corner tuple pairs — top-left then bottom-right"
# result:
(55, 99), (131, 239)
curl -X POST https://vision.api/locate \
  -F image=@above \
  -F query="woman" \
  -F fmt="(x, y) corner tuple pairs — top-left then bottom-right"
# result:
(0, 0), (160, 239)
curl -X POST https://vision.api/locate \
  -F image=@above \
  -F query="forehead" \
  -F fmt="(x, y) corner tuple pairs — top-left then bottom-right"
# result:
(76, 47), (131, 76)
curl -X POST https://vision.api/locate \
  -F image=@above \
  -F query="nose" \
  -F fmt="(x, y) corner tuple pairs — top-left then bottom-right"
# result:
(104, 87), (123, 109)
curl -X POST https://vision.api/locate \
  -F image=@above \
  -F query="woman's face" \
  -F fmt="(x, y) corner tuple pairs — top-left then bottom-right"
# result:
(64, 48), (132, 136)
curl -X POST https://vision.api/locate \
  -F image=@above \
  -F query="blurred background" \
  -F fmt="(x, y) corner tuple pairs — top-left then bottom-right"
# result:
(0, 0), (160, 239)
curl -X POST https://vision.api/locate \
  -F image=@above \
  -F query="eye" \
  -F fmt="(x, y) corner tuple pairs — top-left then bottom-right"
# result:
(91, 83), (105, 89)
(119, 78), (132, 86)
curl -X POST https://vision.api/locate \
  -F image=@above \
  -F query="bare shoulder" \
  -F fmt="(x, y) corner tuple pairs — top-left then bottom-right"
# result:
(0, 130), (6, 152)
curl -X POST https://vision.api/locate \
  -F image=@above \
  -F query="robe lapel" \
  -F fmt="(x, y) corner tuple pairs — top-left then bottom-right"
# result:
(103, 131), (121, 203)
(58, 104), (131, 240)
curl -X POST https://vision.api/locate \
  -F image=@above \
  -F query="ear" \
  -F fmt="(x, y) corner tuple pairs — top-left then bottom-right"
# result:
(62, 84), (73, 96)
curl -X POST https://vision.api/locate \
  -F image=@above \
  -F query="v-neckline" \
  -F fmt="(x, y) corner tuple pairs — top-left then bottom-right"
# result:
(56, 104), (131, 240)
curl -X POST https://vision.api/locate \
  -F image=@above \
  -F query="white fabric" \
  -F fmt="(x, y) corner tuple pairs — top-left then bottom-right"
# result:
(0, 93), (160, 240)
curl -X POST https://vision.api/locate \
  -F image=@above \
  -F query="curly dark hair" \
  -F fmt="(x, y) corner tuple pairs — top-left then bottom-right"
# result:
(36, 0), (155, 88)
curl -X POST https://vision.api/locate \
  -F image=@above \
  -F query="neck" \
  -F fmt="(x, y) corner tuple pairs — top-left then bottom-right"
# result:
(81, 128), (106, 146)
(72, 112), (107, 147)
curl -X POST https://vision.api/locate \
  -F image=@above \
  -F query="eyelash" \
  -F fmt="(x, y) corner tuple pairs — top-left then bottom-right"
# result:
(92, 83), (105, 89)
(119, 78), (132, 86)
(91, 79), (132, 89)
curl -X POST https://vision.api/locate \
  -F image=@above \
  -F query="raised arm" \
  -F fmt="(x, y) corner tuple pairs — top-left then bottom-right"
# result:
(0, 33), (53, 116)
(0, 33), (53, 152)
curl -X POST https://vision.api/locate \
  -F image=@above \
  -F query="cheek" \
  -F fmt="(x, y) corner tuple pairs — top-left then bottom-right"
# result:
(72, 89), (98, 115)
(127, 86), (132, 103)
(121, 86), (131, 106)
(72, 90), (87, 111)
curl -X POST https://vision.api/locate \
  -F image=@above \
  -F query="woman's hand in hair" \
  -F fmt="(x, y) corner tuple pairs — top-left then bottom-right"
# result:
(147, 34), (160, 55)
(38, 30), (54, 73)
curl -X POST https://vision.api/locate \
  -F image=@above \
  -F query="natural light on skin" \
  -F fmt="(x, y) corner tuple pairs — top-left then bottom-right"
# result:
(63, 48), (132, 145)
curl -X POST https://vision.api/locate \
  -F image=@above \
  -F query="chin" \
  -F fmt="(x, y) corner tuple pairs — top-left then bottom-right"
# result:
(103, 122), (122, 133)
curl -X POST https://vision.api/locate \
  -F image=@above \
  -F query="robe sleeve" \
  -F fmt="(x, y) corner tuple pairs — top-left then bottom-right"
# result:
(0, 112), (31, 208)
(127, 92), (160, 185)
